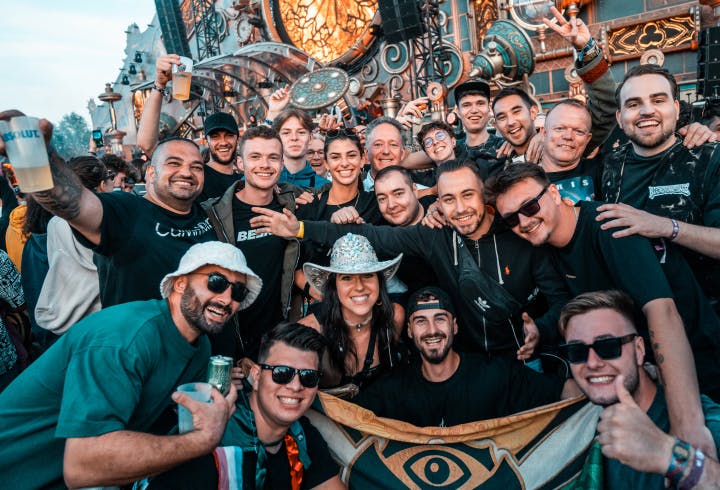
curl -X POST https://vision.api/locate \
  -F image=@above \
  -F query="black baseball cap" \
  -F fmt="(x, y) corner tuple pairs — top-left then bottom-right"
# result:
(407, 286), (456, 318)
(453, 79), (491, 105)
(204, 112), (238, 136)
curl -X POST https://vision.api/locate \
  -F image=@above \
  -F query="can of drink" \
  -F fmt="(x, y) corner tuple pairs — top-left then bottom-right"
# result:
(207, 356), (233, 395)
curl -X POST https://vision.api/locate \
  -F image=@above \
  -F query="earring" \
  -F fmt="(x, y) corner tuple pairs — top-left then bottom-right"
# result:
(376, 299), (383, 306)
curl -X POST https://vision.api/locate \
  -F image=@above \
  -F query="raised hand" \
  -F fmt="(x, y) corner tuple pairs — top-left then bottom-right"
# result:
(543, 6), (591, 50)
(517, 312), (539, 360)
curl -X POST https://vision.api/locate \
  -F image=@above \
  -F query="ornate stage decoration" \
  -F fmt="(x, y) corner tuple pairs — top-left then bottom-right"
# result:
(469, 20), (536, 87)
(263, 0), (378, 65)
(605, 14), (696, 60)
(473, 0), (499, 40)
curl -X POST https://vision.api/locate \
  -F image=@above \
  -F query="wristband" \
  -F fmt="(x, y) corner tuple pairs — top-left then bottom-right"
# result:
(263, 118), (274, 126)
(679, 448), (705, 489)
(296, 221), (305, 240)
(669, 219), (679, 241)
(152, 84), (167, 95)
(666, 438), (692, 487)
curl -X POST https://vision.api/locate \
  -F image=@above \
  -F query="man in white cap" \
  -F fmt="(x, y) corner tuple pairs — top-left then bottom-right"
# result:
(0, 241), (262, 489)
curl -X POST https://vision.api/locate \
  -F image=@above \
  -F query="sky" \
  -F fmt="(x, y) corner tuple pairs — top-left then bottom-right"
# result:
(0, 1), (158, 126)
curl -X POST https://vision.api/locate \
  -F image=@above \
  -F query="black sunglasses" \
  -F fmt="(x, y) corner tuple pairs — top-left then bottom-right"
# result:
(559, 334), (637, 364)
(258, 364), (322, 388)
(324, 127), (359, 138)
(191, 272), (248, 303)
(501, 185), (549, 228)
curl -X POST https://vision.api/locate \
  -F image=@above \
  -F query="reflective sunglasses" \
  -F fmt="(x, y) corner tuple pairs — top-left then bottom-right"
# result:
(258, 364), (321, 388)
(500, 185), (549, 228)
(559, 334), (637, 364)
(191, 272), (248, 303)
(423, 131), (449, 149)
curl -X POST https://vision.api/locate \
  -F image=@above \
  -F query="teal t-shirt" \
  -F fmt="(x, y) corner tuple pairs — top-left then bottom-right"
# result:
(0, 299), (210, 489)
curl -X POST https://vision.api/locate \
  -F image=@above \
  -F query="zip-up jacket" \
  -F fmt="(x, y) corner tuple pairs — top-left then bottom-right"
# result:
(201, 181), (302, 321)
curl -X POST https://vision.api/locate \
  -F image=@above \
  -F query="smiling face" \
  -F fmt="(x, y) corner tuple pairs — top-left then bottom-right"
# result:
(146, 140), (205, 210)
(177, 265), (245, 335)
(307, 137), (327, 176)
(543, 104), (592, 171)
(616, 73), (679, 157)
(457, 94), (491, 134)
(251, 342), (320, 432)
(326, 137), (363, 186)
(437, 167), (489, 240)
(278, 116), (311, 160)
(565, 308), (644, 406)
(422, 128), (455, 164)
(367, 122), (407, 173)
(207, 129), (238, 165)
(493, 94), (538, 152)
(374, 170), (421, 226)
(240, 136), (283, 191)
(494, 178), (563, 247)
(336, 272), (380, 325)
(408, 304), (457, 364)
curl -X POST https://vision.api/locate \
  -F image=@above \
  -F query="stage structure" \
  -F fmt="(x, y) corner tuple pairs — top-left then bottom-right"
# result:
(89, 0), (720, 156)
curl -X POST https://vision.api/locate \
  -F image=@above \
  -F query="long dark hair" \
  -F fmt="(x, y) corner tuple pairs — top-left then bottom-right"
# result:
(318, 271), (395, 378)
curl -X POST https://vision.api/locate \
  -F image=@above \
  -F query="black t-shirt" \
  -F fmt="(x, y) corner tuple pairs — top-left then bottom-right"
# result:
(79, 192), (215, 307)
(614, 149), (665, 209)
(211, 197), (286, 359)
(199, 164), (243, 202)
(455, 134), (508, 179)
(546, 156), (603, 203)
(146, 416), (339, 489)
(553, 201), (673, 305)
(352, 352), (564, 427)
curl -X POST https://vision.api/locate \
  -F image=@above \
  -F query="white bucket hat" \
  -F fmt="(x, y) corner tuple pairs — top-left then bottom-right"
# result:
(160, 241), (262, 310)
(303, 233), (402, 292)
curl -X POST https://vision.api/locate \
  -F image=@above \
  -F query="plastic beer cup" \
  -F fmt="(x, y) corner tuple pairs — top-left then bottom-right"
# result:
(172, 57), (194, 101)
(0, 116), (54, 192)
(177, 382), (212, 433)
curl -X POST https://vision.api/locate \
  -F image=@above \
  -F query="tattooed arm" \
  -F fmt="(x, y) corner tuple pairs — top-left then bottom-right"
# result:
(643, 298), (715, 455)
(32, 150), (103, 245)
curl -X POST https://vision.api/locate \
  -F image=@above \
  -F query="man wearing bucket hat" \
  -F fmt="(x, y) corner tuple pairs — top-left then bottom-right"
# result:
(0, 241), (261, 489)
(353, 286), (580, 427)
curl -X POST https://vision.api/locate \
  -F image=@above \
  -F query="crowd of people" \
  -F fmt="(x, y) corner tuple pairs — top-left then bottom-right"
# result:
(0, 6), (719, 489)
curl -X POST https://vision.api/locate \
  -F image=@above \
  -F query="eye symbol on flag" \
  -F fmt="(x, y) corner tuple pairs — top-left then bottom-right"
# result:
(404, 451), (471, 488)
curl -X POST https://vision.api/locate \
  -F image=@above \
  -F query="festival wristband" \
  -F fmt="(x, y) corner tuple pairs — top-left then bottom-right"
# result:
(296, 221), (305, 240)
(679, 448), (706, 489)
(152, 84), (167, 95)
(669, 219), (679, 241)
(666, 438), (692, 487)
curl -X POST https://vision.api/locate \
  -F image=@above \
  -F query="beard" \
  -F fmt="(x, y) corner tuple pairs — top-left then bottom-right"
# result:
(210, 147), (237, 165)
(180, 286), (232, 335)
(626, 125), (675, 151)
(415, 333), (453, 364)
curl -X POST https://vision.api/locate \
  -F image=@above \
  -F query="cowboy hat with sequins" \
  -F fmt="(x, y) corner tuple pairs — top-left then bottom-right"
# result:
(303, 233), (403, 292)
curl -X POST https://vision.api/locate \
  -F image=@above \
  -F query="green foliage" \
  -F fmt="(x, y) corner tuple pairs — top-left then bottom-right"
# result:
(51, 112), (90, 160)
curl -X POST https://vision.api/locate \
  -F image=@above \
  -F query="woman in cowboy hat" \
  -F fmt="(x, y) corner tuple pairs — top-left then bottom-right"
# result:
(299, 233), (404, 395)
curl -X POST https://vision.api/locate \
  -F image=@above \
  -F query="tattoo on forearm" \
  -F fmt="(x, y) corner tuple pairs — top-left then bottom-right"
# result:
(32, 151), (83, 220)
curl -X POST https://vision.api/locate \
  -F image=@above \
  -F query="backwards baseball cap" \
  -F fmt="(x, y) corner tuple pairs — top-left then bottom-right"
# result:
(453, 78), (491, 105)
(160, 241), (262, 310)
(203, 112), (239, 136)
(406, 286), (456, 318)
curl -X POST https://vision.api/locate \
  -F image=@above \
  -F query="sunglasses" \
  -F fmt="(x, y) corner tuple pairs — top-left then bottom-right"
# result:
(324, 127), (359, 138)
(559, 334), (637, 364)
(258, 364), (321, 388)
(423, 131), (449, 149)
(106, 171), (117, 181)
(191, 272), (248, 303)
(500, 185), (549, 228)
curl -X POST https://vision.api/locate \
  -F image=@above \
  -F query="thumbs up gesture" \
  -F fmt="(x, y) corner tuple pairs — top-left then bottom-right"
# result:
(596, 375), (674, 474)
